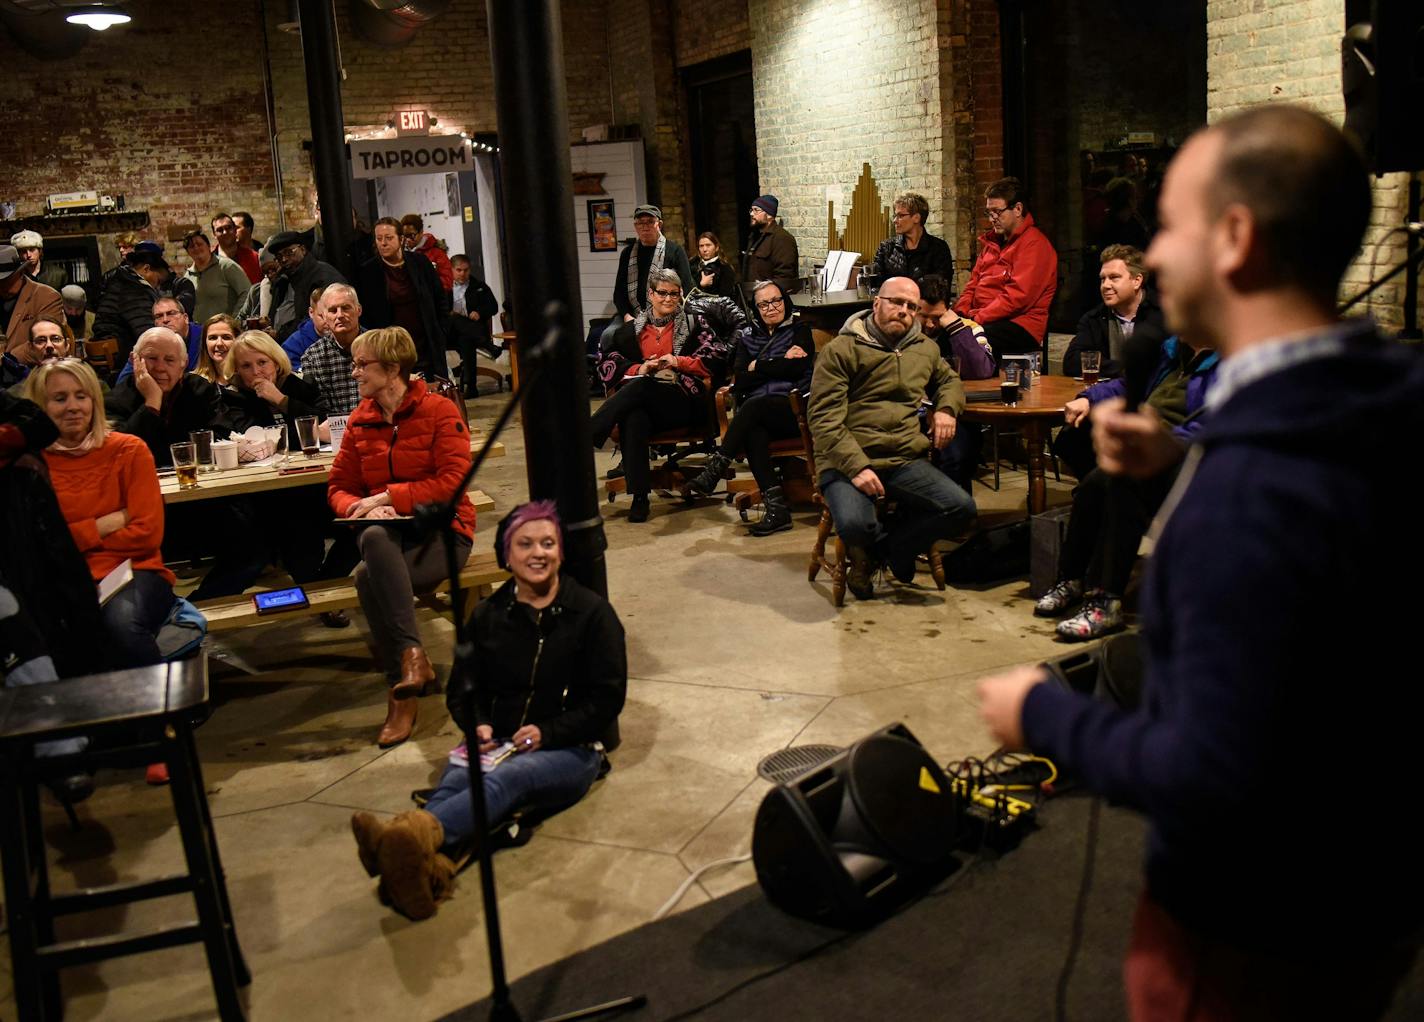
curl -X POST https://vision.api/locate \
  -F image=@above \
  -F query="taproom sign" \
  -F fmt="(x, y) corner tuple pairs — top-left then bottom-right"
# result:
(350, 135), (472, 179)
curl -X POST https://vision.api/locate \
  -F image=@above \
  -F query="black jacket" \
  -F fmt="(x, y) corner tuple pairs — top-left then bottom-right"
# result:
(222, 373), (323, 449)
(106, 374), (236, 466)
(1061, 293), (1167, 377)
(732, 280), (815, 400)
(613, 239), (695, 318)
(449, 575), (627, 749)
(269, 252), (347, 343)
(871, 233), (954, 286)
(602, 292), (747, 396)
(92, 265), (160, 360)
(355, 250), (451, 375)
(691, 257), (741, 301)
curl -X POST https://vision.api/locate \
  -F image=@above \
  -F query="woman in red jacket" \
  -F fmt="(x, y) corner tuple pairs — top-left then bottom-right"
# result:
(328, 326), (476, 748)
(27, 358), (176, 667)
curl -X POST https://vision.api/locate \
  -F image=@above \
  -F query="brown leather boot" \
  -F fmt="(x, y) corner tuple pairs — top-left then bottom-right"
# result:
(351, 811), (389, 877)
(378, 810), (447, 920)
(391, 646), (436, 700)
(377, 689), (418, 748)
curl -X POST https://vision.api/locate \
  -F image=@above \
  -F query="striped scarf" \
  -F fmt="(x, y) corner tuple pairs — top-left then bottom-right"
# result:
(626, 235), (666, 313)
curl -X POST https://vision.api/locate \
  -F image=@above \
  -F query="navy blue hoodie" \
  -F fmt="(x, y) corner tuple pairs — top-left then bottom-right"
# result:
(1021, 321), (1424, 957)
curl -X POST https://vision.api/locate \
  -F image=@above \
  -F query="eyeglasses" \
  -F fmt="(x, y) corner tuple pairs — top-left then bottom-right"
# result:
(984, 206), (1010, 221)
(877, 295), (920, 313)
(352, 359), (381, 371)
(29, 334), (63, 347)
(892, 211), (913, 221)
(755, 297), (785, 310)
(650, 288), (682, 299)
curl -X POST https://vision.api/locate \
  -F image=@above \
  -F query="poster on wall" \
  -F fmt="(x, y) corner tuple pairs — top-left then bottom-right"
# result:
(587, 200), (617, 252)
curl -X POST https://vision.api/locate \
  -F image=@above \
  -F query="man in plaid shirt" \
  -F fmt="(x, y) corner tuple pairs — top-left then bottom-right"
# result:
(303, 283), (364, 417)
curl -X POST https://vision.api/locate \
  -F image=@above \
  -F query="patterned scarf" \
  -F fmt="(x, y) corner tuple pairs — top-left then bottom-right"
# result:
(632, 302), (689, 355)
(625, 234), (666, 314)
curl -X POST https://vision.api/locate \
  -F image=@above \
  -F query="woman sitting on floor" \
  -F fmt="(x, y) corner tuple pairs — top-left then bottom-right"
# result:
(27, 358), (175, 667)
(193, 314), (239, 387)
(350, 500), (627, 920)
(327, 326), (476, 748)
(684, 279), (814, 536)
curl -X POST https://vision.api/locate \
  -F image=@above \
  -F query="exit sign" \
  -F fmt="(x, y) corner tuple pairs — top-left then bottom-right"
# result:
(395, 110), (428, 136)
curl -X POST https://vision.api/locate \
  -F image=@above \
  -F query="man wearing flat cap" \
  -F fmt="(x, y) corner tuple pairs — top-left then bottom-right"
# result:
(10, 230), (69, 291)
(1, 244), (64, 355)
(741, 194), (800, 295)
(264, 230), (346, 343)
(608, 205), (693, 339)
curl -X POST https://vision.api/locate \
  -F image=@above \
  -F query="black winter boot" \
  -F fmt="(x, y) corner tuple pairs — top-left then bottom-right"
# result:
(685, 451), (732, 495)
(748, 486), (793, 536)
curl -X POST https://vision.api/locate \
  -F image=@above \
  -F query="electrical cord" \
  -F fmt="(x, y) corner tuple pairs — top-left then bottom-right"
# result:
(1054, 796), (1103, 1022)
(654, 854), (753, 921)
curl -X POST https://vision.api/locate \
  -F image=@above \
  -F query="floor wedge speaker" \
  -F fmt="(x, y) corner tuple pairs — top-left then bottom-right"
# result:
(752, 722), (961, 928)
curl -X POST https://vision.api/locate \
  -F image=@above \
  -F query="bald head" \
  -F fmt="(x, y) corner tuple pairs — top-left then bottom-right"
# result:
(871, 275), (921, 341)
(136, 327), (186, 360)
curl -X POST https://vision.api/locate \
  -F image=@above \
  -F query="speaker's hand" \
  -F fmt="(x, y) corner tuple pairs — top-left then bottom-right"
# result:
(976, 665), (1048, 750)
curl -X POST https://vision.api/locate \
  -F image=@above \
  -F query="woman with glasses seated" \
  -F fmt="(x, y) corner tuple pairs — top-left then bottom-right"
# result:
(870, 191), (954, 287)
(684, 280), (813, 536)
(590, 268), (741, 523)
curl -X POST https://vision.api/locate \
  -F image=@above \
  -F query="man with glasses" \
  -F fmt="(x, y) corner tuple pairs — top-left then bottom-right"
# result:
(211, 212), (262, 284)
(114, 297), (203, 383)
(264, 230), (346, 344)
(808, 275), (976, 599)
(1, 316), (73, 391)
(591, 268), (745, 523)
(870, 191), (953, 286)
(954, 176), (1058, 358)
(606, 205), (693, 351)
(741, 194), (800, 295)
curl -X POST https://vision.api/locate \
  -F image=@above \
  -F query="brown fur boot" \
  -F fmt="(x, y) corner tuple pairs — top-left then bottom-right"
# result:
(351, 811), (389, 877)
(378, 810), (447, 920)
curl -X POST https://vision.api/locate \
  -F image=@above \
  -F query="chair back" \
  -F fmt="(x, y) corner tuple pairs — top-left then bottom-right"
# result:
(788, 391), (821, 483)
(82, 336), (121, 380)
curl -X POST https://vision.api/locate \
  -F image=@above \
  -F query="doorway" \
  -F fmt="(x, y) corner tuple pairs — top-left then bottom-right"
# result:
(684, 51), (759, 264)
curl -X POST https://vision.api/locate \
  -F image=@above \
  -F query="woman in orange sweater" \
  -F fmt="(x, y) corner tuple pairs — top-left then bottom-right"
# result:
(27, 358), (176, 667)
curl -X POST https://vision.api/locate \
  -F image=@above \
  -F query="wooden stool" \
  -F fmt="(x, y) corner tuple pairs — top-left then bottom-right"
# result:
(0, 656), (250, 1021)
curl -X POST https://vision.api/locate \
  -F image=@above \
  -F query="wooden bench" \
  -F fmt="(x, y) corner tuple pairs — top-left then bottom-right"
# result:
(197, 549), (509, 633)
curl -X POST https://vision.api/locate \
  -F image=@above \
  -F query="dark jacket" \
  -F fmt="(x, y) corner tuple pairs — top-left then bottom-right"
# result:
(1020, 322), (1424, 957)
(355, 250), (450, 376)
(741, 220), (801, 294)
(269, 252), (347, 344)
(691, 257), (741, 301)
(105, 374), (236, 466)
(732, 282), (815, 401)
(599, 293), (746, 399)
(612, 238), (694, 318)
(92, 265), (159, 359)
(871, 232), (954, 286)
(449, 575), (626, 749)
(1080, 336), (1219, 441)
(159, 271), (197, 319)
(222, 373), (323, 449)
(1062, 293), (1167, 377)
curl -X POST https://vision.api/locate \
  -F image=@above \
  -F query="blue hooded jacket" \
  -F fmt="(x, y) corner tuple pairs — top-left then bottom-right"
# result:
(1081, 336), (1220, 440)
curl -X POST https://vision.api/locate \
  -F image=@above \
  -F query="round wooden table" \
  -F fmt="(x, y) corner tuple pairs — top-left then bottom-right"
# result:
(960, 374), (1085, 514)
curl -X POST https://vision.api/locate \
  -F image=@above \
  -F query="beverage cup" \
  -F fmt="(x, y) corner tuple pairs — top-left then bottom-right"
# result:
(189, 429), (214, 471)
(212, 439), (239, 471)
(170, 441), (200, 490)
(1081, 350), (1101, 387)
(296, 416), (320, 458)
(1001, 365), (1021, 406)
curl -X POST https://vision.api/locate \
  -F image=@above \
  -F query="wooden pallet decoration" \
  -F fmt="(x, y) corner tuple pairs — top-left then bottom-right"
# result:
(826, 163), (892, 263)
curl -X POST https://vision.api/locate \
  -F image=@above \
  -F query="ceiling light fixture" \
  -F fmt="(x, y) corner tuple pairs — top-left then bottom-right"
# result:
(66, 4), (131, 30)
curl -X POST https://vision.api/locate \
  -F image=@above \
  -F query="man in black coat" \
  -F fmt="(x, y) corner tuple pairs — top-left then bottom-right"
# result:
(265, 230), (347, 344)
(1060, 243), (1165, 377)
(356, 217), (450, 377)
(92, 246), (166, 362)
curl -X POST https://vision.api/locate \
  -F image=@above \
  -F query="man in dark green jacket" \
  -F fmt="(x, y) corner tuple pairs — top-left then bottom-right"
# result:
(808, 276), (975, 598)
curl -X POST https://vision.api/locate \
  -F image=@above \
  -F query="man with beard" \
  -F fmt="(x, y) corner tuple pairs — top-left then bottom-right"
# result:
(741, 195), (800, 295)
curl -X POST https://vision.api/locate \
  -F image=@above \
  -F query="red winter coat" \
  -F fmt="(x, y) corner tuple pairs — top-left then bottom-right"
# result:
(954, 212), (1058, 342)
(327, 378), (476, 540)
(410, 233), (454, 294)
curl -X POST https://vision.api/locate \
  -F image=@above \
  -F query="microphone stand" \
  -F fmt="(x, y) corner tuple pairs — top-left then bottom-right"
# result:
(413, 302), (646, 1022)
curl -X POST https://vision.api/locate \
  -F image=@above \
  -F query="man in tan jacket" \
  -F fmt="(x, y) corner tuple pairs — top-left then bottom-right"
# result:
(808, 275), (975, 599)
(1, 244), (63, 354)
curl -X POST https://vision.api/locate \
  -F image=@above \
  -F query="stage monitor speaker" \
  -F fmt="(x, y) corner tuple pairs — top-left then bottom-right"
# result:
(1343, 3), (1424, 175)
(751, 722), (961, 928)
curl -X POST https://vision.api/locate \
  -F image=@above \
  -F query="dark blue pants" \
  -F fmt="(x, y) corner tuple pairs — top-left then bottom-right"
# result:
(102, 568), (174, 668)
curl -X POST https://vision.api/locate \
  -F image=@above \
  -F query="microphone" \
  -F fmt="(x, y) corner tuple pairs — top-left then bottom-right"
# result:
(1122, 323), (1166, 412)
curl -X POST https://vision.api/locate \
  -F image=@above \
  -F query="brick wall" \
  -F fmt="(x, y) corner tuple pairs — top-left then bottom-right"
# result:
(1207, 0), (1411, 326)
(673, 0), (751, 67)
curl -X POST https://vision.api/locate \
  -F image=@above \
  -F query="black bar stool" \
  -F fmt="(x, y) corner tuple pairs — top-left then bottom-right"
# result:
(0, 655), (250, 1021)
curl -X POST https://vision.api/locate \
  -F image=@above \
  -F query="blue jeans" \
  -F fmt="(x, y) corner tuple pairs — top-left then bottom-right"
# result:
(103, 569), (175, 668)
(820, 459), (976, 560)
(425, 746), (603, 851)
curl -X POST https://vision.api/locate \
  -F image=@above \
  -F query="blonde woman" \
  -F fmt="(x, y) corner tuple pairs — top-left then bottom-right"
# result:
(220, 329), (322, 448)
(194, 314), (239, 386)
(328, 327), (476, 747)
(27, 358), (174, 667)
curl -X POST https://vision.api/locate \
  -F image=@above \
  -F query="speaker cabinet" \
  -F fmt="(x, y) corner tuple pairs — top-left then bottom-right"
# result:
(752, 723), (961, 928)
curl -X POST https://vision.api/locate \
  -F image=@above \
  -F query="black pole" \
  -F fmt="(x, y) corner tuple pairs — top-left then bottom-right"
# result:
(486, 0), (608, 599)
(298, 0), (355, 280)
(998, 0), (1030, 182)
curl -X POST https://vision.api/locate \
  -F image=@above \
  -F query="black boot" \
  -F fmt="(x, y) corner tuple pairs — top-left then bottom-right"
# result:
(748, 486), (793, 536)
(685, 451), (731, 495)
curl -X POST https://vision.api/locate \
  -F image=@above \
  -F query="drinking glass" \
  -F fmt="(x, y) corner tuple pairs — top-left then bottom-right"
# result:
(1000, 364), (1022, 407)
(1081, 350), (1101, 387)
(296, 416), (320, 458)
(189, 429), (214, 472)
(170, 441), (200, 490)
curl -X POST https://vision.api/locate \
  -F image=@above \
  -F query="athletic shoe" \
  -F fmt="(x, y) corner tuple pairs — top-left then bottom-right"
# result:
(1056, 592), (1123, 641)
(1035, 579), (1084, 617)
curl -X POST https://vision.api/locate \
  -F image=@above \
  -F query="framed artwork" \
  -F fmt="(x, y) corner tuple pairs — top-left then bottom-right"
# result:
(587, 199), (617, 252)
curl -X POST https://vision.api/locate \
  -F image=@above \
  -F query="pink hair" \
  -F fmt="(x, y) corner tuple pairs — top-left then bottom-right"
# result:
(501, 499), (562, 566)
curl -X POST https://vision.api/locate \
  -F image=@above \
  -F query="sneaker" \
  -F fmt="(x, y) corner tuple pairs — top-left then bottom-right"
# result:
(1035, 579), (1084, 617)
(1056, 592), (1123, 641)
(845, 545), (877, 600)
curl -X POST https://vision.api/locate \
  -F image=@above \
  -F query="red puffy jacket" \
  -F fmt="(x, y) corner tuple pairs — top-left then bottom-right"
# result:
(411, 233), (454, 294)
(327, 378), (476, 540)
(954, 212), (1059, 342)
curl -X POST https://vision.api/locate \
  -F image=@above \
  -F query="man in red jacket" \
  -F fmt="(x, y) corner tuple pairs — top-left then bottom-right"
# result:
(400, 215), (453, 295)
(954, 177), (1058, 359)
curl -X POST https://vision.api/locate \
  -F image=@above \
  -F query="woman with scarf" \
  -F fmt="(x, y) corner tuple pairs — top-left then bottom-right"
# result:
(590, 269), (740, 523)
(684, 279), (813, 536)
(691, 231), (740, 300)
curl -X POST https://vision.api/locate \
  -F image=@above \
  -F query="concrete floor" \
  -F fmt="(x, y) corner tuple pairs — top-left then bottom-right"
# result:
(1, 375), (1080, 1021)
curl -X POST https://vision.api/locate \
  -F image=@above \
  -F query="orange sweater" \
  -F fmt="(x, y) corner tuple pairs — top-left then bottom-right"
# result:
(43, 432), (176, 586)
